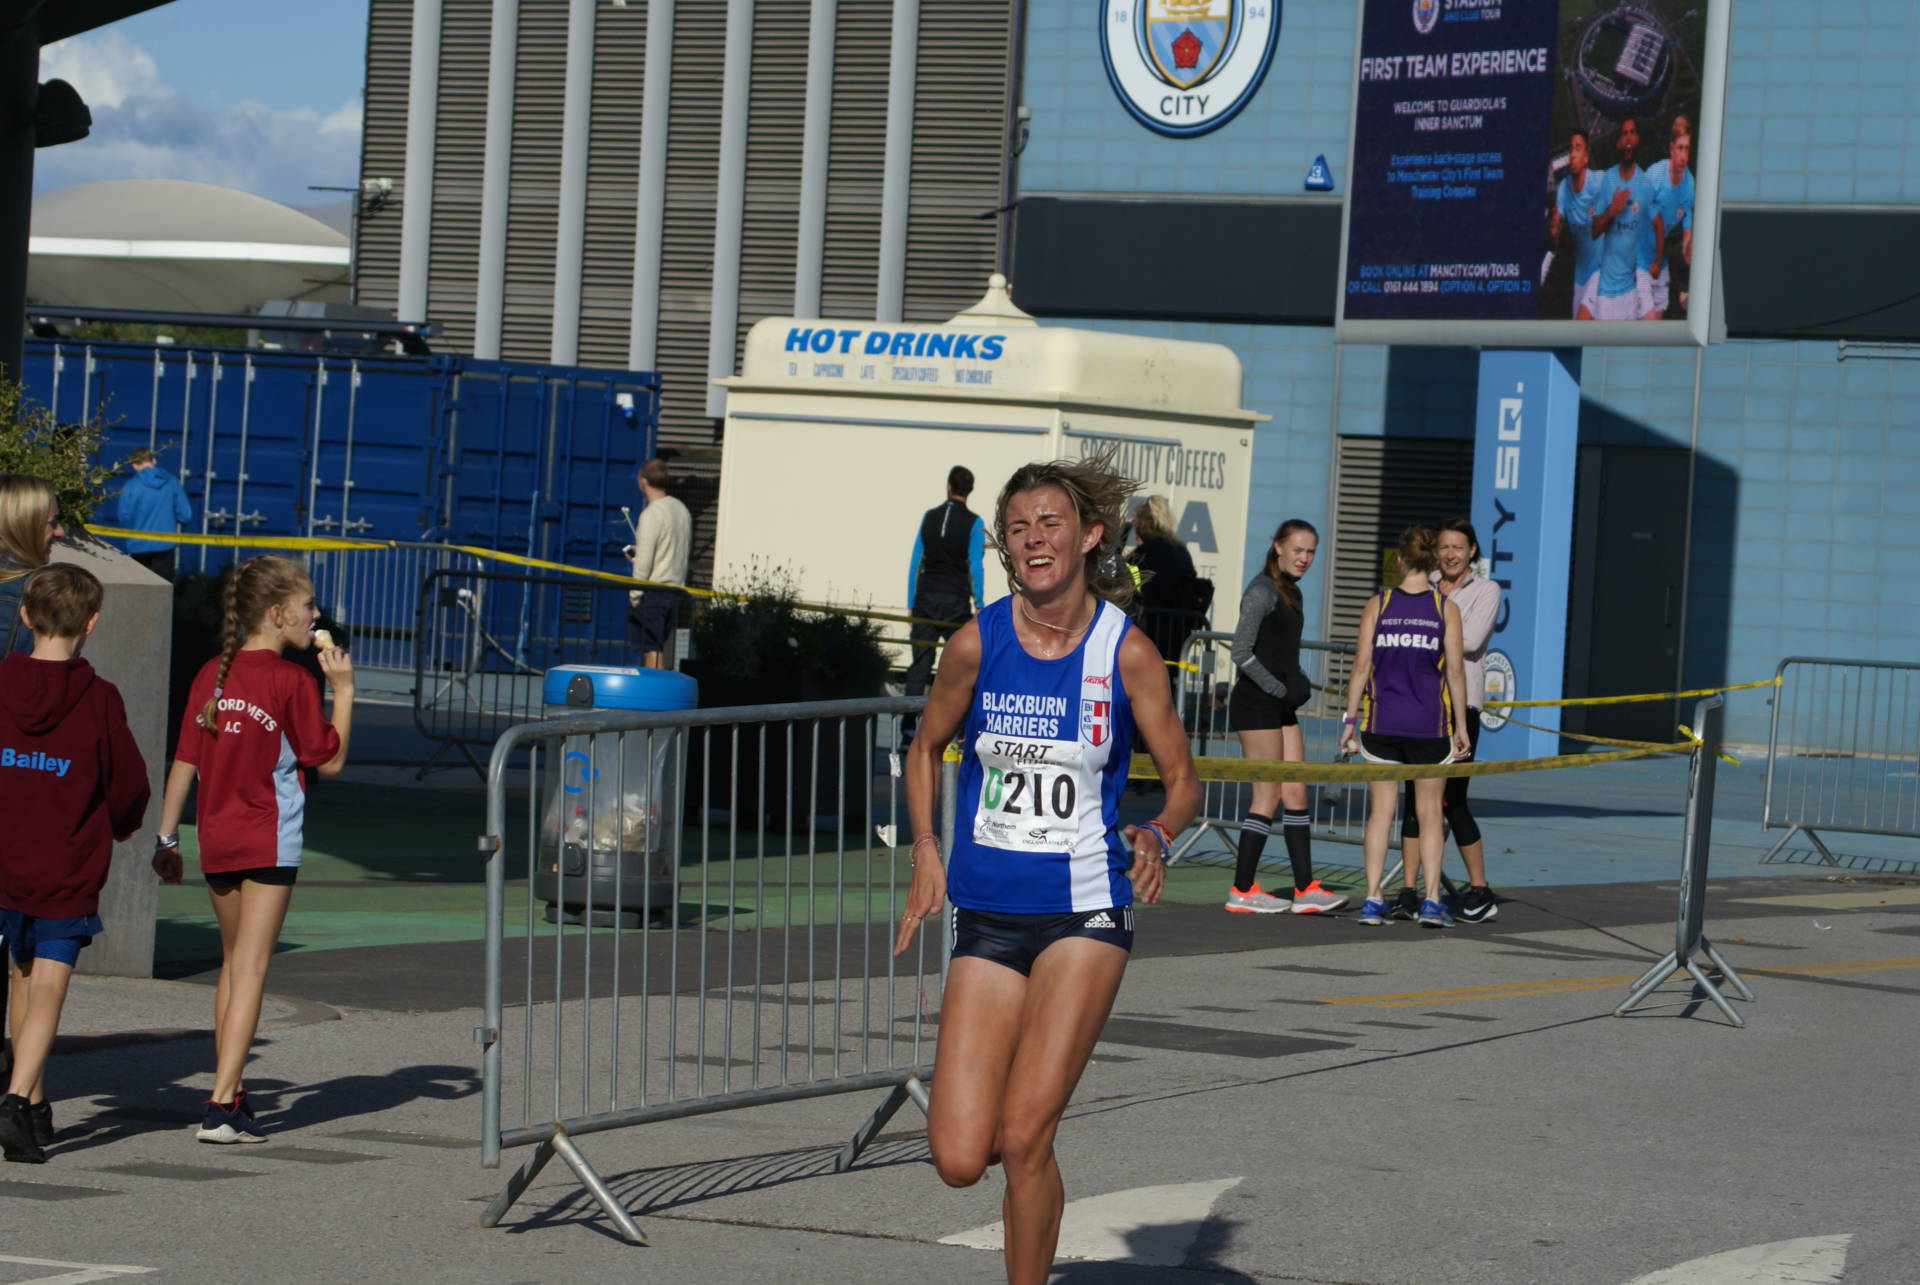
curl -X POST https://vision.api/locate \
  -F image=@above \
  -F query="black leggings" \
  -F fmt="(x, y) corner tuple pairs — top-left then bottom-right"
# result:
(1400, 707), (1481, 846)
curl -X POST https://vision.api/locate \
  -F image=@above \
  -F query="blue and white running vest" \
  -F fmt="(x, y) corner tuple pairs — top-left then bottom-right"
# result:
(947, 596), (1136, 914)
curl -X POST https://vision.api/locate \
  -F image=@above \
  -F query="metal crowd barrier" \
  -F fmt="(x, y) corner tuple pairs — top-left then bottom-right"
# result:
(1170, 632), (1382, 866)
(476, 696), (941, 1243)
(413, 567), (633, 776)
(1762, 657), (1920, 866)
(309, 541), (487, 672)
(1617, 695), (1754, 1026)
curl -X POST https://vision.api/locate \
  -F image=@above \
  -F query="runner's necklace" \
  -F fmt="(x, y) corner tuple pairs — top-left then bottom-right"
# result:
(1019, 597), (1090, 638)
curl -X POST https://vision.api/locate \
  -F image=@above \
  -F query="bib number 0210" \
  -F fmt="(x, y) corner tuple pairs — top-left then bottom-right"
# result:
(983, 766), (1077, 819)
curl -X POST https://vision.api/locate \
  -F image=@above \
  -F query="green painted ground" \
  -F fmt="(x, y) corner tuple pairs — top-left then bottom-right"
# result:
(156, 781), (1368, 963)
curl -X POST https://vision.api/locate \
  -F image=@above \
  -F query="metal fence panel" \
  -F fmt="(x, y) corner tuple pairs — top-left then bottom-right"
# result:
(478, 697), (937, 1240)
(413, 567), (637, 774)
(1763, 657), (1920, 860)
(1170, 631), (1385, 866)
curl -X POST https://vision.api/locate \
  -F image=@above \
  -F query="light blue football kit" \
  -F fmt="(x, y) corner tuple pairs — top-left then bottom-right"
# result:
(1555, 168), (1610, 313)
(1595, 165), (1655, 301)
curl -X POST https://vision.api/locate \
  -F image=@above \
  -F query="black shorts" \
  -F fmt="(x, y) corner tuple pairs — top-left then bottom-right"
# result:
(1358, 732), (1455, 766)
(949, 906), (1134, 977)
(204, 866), (300, 892)
(1228, 679), (1299, 731)
(626, 588), (686, 652)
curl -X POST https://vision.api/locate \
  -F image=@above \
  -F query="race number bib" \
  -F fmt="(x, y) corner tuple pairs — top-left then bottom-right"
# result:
(971, 734), (1085, 853)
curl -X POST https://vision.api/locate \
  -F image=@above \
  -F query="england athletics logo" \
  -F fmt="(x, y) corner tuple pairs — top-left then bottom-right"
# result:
(1100, 0), (1281, 139)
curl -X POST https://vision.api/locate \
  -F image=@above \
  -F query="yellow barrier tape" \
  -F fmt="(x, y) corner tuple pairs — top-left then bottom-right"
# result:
(88, 525), (947, 632)
(1485, 676), (1781, 709)
(1128, 738), (1693, 784)
(1677, 723), (1742, 767)
(1489, 711), (1681, 751)
(89, 525), (394, 553)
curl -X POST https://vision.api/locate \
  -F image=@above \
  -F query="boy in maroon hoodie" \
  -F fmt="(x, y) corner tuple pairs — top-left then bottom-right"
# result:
(0, 564), (150, 1163)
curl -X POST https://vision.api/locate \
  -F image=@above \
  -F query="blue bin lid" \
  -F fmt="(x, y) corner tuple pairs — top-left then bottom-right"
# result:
(543, 665), (698, 711)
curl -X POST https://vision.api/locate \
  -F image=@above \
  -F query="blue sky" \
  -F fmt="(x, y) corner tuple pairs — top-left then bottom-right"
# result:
(34, 0), (370, 208)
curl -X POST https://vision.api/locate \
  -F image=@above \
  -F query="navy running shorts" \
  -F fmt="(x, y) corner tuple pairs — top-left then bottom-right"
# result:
(0, 908), (103, 968)
(949, 905), (1134, 976)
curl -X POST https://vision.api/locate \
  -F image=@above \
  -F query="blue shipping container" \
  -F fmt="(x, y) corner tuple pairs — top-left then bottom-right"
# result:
(22, 340), (662, 670)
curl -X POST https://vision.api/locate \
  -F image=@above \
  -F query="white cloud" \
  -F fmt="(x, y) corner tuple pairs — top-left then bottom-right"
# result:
(33, 30), (362, 208)
(40, 29), (160, 109)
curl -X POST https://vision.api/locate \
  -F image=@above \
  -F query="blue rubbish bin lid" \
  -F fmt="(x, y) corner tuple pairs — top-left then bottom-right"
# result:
(543, 665), (697, 711)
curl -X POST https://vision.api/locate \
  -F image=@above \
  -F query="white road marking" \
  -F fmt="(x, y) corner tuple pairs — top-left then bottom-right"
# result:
(1624, 1234), (1852, 1284)
(940, 1177), (1242, 1266)
(0, 1255), (156, 1284)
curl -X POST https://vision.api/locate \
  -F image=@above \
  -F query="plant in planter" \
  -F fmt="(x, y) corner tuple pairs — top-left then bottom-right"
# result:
(0, 378), (120, 525)
(682, 563), (892, 830)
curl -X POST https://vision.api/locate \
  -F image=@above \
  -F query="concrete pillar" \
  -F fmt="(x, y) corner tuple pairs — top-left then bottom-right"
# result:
(550, 0), (597, 367)
(473, 0), (520, 361)
(398, 0), (444, 324)
(627, 0), (675, 373)
(793, 0), (837, 319)
(704, 0), (755, 416)
(57, 538), (171, 978)
(876, 0), (920, 324)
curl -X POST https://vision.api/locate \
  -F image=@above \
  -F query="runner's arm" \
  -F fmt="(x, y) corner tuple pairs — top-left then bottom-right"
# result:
(1342, 594), (1381, 753)
(1443, 601), (1472, 758)
(1118, 629), (1199, 904)
(895, 618), (981, 955)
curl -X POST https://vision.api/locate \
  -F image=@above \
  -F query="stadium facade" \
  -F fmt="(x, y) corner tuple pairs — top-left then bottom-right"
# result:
(356, 0), (1920, 743)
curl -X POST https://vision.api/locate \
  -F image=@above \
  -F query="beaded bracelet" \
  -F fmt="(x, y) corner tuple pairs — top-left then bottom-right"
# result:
(910, 834), (939, 866)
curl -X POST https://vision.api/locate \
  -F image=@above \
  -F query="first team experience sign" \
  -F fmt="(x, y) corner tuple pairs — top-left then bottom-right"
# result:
(1337, 0), (1726, 347)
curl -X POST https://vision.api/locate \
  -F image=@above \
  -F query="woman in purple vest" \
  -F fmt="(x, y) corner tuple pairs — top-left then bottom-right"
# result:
(1339, 526), (1471, 928)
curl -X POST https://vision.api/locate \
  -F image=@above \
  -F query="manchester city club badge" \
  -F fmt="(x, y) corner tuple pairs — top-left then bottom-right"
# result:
(1100, 0), (1281, 138)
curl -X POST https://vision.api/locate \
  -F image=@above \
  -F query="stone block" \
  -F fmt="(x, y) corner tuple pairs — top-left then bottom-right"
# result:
(49, 534), (170, 979)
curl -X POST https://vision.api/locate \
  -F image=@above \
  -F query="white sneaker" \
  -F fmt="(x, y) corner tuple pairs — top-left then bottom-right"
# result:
(1288, 882), (1350, 914)
(1224, 887), (1292, 914)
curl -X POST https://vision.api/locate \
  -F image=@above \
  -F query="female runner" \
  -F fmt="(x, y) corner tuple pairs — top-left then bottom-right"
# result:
(1342, 527), (1471, 928)
(895, 455), (1200, 1285)
(1223, 520), (1346, 914)
(1393, 517), (1501, 922)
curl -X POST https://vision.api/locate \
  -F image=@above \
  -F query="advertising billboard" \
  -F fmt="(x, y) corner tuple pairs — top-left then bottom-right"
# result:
(1335, 0), (1730, 347)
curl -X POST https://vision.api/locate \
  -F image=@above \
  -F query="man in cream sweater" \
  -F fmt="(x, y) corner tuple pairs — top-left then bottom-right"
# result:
(627, 458), (692, 669)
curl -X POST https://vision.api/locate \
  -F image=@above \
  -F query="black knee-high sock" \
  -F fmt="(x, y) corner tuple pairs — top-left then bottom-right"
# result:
(1233, 812), (1273, 892)
(1282, 810), (1313, 892)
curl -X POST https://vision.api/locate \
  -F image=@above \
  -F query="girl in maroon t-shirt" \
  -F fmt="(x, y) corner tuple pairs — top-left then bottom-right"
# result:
(153, 556), (354, 1144)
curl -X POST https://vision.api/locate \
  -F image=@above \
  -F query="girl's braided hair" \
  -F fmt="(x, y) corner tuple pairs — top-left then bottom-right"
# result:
(992, 451), (1140, 608)
(197, 555), (311, 733)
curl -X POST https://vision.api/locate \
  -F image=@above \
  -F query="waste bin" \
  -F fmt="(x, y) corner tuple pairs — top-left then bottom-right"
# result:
(534, 665), (697, 928)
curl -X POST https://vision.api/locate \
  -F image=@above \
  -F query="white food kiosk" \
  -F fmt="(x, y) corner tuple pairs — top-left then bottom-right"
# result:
(713, 275), (1266, 663)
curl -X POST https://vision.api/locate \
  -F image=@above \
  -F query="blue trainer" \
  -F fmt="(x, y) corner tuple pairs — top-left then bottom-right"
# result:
(1418, 899), (1455, 929)
(196, 1098), (266, 1145)
(1357, 898), (1390, 926)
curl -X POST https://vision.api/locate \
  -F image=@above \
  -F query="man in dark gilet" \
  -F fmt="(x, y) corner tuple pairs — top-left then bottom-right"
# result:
(904, 466), (985, 718)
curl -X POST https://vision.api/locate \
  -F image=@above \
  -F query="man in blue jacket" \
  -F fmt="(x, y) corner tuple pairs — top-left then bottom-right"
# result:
(116, 449), (193, 581)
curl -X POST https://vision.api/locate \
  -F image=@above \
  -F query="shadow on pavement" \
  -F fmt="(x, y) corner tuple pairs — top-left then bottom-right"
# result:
(500, 1136), (931, 1242)
(40, 1034), (479, 1157)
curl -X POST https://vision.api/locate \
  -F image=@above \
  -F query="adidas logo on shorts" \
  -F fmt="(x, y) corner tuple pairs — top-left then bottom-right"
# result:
(1085, 911), (1116, 929)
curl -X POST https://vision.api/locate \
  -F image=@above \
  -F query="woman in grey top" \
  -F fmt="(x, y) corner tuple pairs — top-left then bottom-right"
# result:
(1222, 520), (1346, 915)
